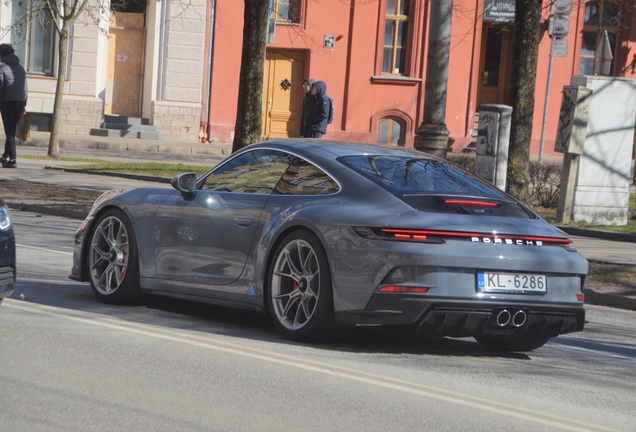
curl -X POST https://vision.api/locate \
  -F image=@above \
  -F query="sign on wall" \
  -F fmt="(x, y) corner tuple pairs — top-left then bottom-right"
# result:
(324, 35), (334, 49)
(483, 0), (515, 23)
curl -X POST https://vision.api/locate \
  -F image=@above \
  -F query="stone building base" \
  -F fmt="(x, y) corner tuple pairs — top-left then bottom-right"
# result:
(151, 101), (201, 142)
(22, 95), (103, 135)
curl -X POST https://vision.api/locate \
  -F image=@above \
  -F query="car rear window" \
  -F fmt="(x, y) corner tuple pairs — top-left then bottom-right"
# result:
(339, 155), (533, 218)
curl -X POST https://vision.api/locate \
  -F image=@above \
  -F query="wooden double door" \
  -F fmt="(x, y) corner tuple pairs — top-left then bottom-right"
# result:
(262, 50), (305, 139)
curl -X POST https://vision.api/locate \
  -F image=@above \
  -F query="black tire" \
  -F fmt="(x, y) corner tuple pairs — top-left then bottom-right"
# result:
(474, 335), (551, 352)
(267, 230), (335, 341)
(87, 209), (141, 305)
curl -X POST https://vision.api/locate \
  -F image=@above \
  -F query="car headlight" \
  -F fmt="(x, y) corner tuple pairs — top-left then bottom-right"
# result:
(0, 206), (12, 231)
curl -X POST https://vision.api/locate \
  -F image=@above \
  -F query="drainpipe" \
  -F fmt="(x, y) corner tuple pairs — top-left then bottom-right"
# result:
(200, 0), (217, 142)
(157, 0), (168, 101)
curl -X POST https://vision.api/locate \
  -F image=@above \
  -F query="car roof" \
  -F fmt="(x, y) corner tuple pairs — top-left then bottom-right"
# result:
(249, 139), (441, 160)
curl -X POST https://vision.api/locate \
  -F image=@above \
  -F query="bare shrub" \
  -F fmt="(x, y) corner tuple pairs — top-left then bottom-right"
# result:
(528, 162), (561, 209)
(448, 152), (562, 208)
(447, 152), (475, 172)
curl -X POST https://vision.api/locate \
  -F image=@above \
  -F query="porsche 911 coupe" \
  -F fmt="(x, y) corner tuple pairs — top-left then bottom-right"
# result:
(70, 140), (587, 351)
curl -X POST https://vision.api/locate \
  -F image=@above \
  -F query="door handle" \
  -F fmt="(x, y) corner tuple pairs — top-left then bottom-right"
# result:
(268, 98), (272, 109)
(235, 218), (253, 227)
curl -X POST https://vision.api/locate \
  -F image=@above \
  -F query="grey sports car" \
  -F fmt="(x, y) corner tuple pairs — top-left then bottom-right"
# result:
(70, 140), (587, 351)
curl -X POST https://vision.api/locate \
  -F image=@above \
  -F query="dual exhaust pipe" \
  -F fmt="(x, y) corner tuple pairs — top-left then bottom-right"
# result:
(495, 309), (527, 328)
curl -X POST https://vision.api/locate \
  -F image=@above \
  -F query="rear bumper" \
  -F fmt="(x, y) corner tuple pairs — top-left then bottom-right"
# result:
(335, 295), (585, 339)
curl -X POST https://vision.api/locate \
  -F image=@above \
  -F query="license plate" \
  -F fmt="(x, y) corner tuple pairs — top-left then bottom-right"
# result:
(477, 272), (546, 293)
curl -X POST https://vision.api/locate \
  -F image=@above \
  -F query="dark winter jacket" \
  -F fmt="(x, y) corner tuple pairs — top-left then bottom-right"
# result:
(0, 54), (27, 103)
(300, 78), (316, 137)
(309, 81), (330, 135)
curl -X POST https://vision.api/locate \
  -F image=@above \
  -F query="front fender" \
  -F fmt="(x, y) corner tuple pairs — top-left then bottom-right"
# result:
(75, 188), (175, 282)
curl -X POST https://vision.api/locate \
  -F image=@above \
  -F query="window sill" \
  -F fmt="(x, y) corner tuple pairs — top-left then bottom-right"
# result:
(27, 73), (56, 79)
(371, 76), (422, 86)
(275, 21), (301, 26)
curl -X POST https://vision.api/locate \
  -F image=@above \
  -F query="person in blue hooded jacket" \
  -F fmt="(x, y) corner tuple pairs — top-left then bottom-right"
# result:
(308, 81), (329, 138)
(0, 44), (28, 168)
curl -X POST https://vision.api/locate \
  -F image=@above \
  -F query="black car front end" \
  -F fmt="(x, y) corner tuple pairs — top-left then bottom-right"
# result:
(0, 199), (16, 305)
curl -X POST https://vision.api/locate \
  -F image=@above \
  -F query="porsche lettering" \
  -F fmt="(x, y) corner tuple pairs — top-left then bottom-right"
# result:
(471, 237), (543, 246)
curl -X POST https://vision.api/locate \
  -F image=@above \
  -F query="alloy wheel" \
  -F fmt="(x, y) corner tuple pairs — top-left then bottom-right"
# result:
(271, 239), (321, 331)
(89, 216), (130, 295)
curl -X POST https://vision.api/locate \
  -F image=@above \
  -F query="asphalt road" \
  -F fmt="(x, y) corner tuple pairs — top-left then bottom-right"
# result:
(1, 211), (636, 431)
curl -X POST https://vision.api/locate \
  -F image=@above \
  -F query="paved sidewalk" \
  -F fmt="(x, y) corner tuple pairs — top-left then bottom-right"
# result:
(23, 131), (233, 156)
(3, 131), (636, 312)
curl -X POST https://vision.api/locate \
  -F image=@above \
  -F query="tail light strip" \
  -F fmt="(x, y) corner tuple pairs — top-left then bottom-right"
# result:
(443, 199), (499, 207)
(379, 228), (570, 246)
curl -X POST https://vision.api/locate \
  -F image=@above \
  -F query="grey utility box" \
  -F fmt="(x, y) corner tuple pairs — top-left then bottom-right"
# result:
(554, 85), (592, 155)
(474, 104), (513, 191)
(564, 75), (636, 225)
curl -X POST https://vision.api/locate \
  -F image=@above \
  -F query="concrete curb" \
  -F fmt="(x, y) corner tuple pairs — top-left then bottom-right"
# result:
(557, 226), (636, 243)
(584, 288), (636, 312)
(8, 202), (88, 220)
(43, 166), (171, 184)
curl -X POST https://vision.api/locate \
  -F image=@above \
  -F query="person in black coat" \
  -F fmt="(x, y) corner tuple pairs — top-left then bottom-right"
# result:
(0, 44), (28, 168)
(307, 81), (330, 138)
(300, 78), (316, 138)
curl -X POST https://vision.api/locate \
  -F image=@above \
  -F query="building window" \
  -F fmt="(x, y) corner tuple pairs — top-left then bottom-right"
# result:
(383, 0), (411, 75)
(378, 117), (404, 145)
(579, 0), (620, 75)
(275, 0), (300, 23)
(10, 0), (56, 75)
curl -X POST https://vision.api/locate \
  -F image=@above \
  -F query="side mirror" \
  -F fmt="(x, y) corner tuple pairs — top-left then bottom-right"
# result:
(171, 172), (197, 194)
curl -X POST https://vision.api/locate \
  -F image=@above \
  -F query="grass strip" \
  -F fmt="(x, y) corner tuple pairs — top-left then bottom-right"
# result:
(587, 261), (636, 289)
(20, 154), (105, 163)
(534, 193), (636, 234)
(67, 162), (210, 177)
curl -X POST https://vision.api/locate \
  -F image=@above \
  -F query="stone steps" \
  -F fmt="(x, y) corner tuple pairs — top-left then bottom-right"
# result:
(90, 116), (165, 140)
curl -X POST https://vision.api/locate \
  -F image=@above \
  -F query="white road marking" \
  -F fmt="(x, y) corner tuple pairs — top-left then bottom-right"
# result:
(16, 244), (73, 256)
(3, 299), (618, 432)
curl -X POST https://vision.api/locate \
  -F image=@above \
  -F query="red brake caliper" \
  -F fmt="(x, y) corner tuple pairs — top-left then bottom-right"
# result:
(293, 281), (300, 306)
(120, 253), (128, 280)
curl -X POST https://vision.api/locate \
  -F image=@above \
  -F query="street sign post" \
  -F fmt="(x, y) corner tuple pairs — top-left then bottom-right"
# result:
(552, 40), (568, 57)
(539, 0), (572, 164)
(553, 0), (572, 16)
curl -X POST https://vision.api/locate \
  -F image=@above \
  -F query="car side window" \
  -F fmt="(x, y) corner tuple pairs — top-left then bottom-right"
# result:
(200, 150), (293, 194)
(274, 157), (340, 195)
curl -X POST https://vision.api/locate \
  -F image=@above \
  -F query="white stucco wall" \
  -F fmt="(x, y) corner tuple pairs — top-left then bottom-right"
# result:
(151, 0), (207, 140)
(2, 0), (207, 141)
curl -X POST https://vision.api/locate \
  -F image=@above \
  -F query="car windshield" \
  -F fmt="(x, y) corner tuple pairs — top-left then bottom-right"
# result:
(339, 155), (508, 199)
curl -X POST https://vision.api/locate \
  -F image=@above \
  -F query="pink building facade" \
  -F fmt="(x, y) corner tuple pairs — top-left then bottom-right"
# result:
(203, 0), (636, 158)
